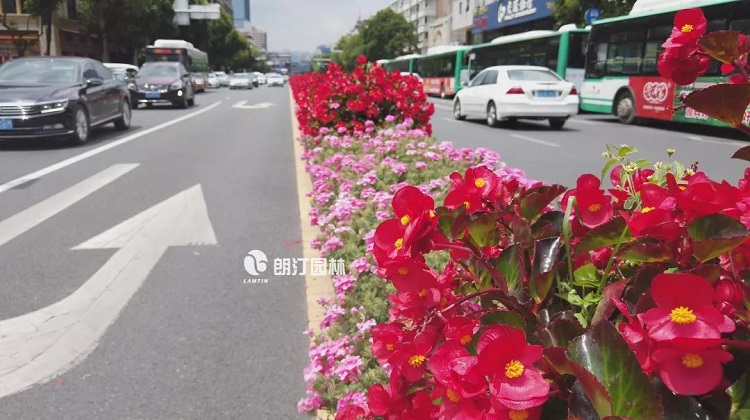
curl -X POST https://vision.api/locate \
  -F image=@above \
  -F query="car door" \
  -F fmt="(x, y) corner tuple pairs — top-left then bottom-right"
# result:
(179, 64), (193, 97)
(81, 62), (106, 123)
(476, 70), (499, 112)
(93, 61), (122, 118)
(462, 70), (487, 116)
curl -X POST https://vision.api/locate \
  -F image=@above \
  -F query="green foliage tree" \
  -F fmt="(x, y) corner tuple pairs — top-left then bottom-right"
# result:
(22, 0), (63, 56)
(552, 0), (635, 27)
(359, 9), (418, 61)
(332, 33), (365, 70)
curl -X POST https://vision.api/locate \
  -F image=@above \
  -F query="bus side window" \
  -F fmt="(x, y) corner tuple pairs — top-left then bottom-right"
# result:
(730, 18), (750, 32)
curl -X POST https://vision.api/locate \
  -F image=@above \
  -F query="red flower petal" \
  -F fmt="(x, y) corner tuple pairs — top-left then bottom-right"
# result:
(491, 368), (550, 410)
(650, 273), (715, 309)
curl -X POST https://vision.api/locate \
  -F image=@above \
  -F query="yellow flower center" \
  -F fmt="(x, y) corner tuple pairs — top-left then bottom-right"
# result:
(418, 289), (428, 297)
(398, 267), (409, 275)
(509, 410), (530, 420)
(428, 210), (436, 218)
(679, 185), (687, 191)
(446, 388), (460, 403)
(408, 354), (426, 367)
(400, 214), (410, 225)
(614, 197), (620, 203)
(464, 201), (471, 210)
(386, 343), (394, 351)
(669, 306), (697, 324)
(504, 360), (525, 379)
(681, 353), (704, 368)
(394, 238), (404, 250)
(459, 335), (472, 346)
(681, 23), (694, 33)
(474, 178), (486, 188)
(642, 207), (654, 213)
(588, 203), (602, 212)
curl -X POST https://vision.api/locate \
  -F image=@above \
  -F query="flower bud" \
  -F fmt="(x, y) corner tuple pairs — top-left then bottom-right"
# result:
(591, 247), (613, 270)
(715, 279), (744, 307)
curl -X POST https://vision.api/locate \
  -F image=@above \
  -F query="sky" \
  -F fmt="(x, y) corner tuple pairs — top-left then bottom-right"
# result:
(249, 0), (394, 52)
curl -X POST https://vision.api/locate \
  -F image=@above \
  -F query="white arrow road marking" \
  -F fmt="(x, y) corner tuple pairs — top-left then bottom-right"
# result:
(231, 101), (275, 109)
(0, 101), (222, 195)
(0, 164), (138, 248)
(0, 185), (217, 398)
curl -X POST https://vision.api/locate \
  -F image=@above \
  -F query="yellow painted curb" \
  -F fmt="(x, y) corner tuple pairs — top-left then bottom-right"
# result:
(289, 89), (336, 420)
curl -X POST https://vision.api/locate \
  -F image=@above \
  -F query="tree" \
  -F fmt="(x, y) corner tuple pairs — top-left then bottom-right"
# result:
(332, 33), (365, 70)
(552, 0), (635, 27)
(22, 0), (63, 56)
(358, 9), (418, 61)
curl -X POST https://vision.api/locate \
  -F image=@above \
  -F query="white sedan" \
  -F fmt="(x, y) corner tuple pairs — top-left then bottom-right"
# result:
(453, 65), (578, 130)
(228, 73), (253, 90)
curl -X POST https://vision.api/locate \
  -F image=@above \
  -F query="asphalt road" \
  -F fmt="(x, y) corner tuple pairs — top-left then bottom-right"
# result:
(0, 86), (308, 419)
(429, 98), (750, 187)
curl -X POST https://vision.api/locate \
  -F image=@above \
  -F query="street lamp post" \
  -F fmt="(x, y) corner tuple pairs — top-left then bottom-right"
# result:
(173, 0), (221, 25)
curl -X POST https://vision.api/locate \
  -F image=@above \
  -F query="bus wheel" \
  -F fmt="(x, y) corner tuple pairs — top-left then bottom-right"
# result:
(615, 92), (636, 125)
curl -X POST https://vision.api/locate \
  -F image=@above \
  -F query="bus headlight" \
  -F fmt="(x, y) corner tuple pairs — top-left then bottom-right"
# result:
(169, 80), (183, 90)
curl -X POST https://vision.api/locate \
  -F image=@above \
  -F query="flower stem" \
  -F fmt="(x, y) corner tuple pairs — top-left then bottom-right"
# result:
(597, 224), (630, 296)
(723, 339), (750, 350)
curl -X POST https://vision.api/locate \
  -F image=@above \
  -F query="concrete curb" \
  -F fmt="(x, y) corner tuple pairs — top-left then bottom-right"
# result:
(288, 89), (335, 420)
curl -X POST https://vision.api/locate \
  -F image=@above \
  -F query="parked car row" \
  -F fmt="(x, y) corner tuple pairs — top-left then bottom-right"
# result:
(207, 71), (287, 89)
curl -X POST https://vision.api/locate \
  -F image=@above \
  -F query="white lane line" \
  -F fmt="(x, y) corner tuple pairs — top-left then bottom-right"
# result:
(568, 118), (602, 125)
(0, 102), (222, 195)
(687, 135), (745, 147)
(509, 133), (560, 147)
(0, 164), (138, 248)
(442, 117), (462, 124)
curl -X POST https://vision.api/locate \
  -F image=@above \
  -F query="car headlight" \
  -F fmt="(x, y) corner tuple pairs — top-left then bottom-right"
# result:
(169, 80), (183, 90)
(39, 99), (69, 114)
(128, 82), (136, 90)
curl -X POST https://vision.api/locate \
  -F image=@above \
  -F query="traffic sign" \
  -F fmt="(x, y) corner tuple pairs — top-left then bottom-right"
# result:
(585, 7), (601, 25)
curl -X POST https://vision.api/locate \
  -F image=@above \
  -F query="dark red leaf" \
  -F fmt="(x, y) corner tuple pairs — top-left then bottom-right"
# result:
(698, 31), (745, 64)
(682, 84), (750, 127)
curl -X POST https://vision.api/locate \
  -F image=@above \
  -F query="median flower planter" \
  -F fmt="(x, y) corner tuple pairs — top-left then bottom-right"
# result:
(293, 15), (750, 415)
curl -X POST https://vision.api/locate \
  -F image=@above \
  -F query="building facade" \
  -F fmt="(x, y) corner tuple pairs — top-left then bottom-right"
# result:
(390, 0), (441, 52)
(0, 0), (101, 63)
(450, 0), (488, 44)
(212, 0), (233, 16)
(240, 26), (266, 52)
(470, 0), (556, 43)
(231, 0), (251, 28)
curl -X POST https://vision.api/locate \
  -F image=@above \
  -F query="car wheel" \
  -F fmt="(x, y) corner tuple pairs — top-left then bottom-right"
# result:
(615, 92), (636, 125)
(132, 102), (139, 110)
(177, 94), (189, 109)
(453, 99), (466, 120)
(486, 102), (499, 127)
(113, 100), (131, 130)
(69, 105), (90, 145)
(146, 103), (153, 109)
(187, 96), (195, 107)
(549, 117), (567, 130)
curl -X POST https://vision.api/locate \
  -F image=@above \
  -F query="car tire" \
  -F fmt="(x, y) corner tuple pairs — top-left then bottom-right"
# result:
(615, 92), (636, 125)
(177, 94), (189, 109)
(113, 100), (131, 130)
(69, 105), (90, 146)
(549, 117), (567, 130)
(453, 99), (466, 120)
(132, 102), (139, 110)
(187, 96), (195, 107)
(486, 102), (499, 127)
(146, 103), (154, 109)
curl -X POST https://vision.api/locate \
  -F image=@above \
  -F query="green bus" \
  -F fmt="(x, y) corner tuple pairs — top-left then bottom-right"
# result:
(383, 54), (420, 73)
(465, 25), (589, 93)
(580, 0), (750, 126)
(412, 46), (470, 98)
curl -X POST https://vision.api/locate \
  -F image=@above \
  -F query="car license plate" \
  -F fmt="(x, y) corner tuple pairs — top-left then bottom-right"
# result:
(145, 92), (161, 99)
(0, 119), (13, 130)
(536, 90), (557, 98)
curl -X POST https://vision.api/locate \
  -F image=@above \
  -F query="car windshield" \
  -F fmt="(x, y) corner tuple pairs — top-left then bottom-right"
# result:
(232, 74), (249, 79)
(138, 65), (179, 78)
(0, 59), (79, 84)
(506, 69), (562, 82)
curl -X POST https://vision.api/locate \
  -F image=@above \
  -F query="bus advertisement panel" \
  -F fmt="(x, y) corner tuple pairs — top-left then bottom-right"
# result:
(413, 47), (469, 98)
(580, 0), (750, 126)
(465, 27), (589, 92)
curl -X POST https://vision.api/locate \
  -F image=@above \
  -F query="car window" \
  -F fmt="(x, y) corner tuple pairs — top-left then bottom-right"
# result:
(483, 70), (498, 85)
(506, 69), (562, 82)
(138, 65), (180, 78)
(469, 71), (486, 87)
(92, 62), (114, 80)
(179, 64), (188, 76)
(82, 63), (99, 80)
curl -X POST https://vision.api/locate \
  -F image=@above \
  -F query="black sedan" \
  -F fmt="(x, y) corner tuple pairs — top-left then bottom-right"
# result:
(130, 62), (195, 109)
(0, 56), (131, 145)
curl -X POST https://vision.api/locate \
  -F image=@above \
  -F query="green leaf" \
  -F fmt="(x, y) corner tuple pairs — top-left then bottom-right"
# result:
(618, 145), (637, 158)
(687, 214), (750, 263)
(619, 239), (673, 264)
(541, 311), (585, 348)
(569, 363), (614, 418)
(592, 280), (628, 325)
(544, 347), (574, 376)
(531, 237), (563, 302)
(653, 378), (712, 420)
(601, 157), (619, 179)
(568, 321), (662, 419)
(480, 311), (525, 329)
(573, 263), (599, 288)
(517, 184), (566, 221)
(497, 244), (524, 294)
(731, 372), (750, 417)
(575, 217), (632, 255)
(683, 84), (750, 127)
(467, 213), (500, 247)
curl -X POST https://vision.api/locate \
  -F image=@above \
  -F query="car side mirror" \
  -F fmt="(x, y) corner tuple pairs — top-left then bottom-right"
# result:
(461, 80), (469, 87)
(86, 78), (103, 87)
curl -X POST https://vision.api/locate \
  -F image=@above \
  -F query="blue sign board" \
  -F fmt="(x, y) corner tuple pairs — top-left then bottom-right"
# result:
(585, 7), (601, 25)
(472, 0), (554, 34)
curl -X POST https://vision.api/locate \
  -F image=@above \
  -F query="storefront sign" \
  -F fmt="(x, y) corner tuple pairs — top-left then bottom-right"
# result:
(473, 0), (554, 33)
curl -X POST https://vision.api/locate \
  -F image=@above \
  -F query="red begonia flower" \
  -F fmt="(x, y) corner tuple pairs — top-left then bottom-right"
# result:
(658, 45), (711, 85)
(573, 174), (613, 228)
(389, 331), (436, 382)
(613, 298), (655, 372)
(444, 166), (499, 213)
(491, 403), (543, 420)
(335, 405), (370, 420)
(428, 342), (487, 400)
(652, 345), (732, 395)
(391, 186), (436, 226)
(382, 258), (439, 293)
(443, 316), (479, 347)
(626, 207), (683, 241)
(371, 323), (406, 362)
(662, 8), (707, 47)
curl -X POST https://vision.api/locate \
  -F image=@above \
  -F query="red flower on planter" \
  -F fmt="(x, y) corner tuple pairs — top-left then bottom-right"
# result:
(443, 316), (479, 347)
(572, 174), (613, 228)
(356, 54), (368, 66)
(658, 44), (711, 85)
(392, 186), (436, 224)
(641, 273), (735, 343)
(652, 344), (733, 395)
(383, 258), (439, 294)
(428, 342), (487, 401)
(389, 331), (436, 382)
(371, 323), (406, 362)
(626, 206), (683, 241)
(491, 404), (543, 420)
(663, 8), (707, 47)
(476, 326), (549, 410)
(367, 373), (409, 417)
(444, 166), (499, 213)
(335, 405), (370, 420)
(613, 298), (655, 372)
